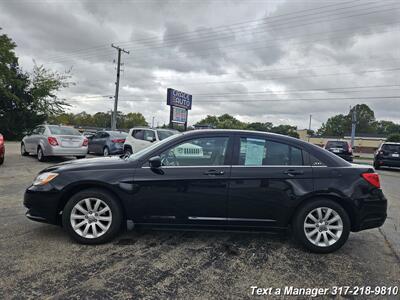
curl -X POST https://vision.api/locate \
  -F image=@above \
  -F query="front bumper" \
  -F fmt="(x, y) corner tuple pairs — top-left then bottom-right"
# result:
(24, 184), (62, 225)
(352, 189), (387, 232)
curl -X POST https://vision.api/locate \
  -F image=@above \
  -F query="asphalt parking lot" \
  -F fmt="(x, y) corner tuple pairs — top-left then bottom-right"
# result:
(0, 142), (399, 299)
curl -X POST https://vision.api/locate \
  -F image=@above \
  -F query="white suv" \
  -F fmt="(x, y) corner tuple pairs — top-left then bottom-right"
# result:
(123, 128), (179, 156)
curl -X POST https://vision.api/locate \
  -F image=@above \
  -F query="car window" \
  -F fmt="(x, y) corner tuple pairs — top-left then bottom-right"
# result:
(133, 130), (144, 140)
(48, 126), (81, 136)
(157, 130), (178, 140)
(159, 137), (229, 166)
(144, 130), (155, 141)
(309, 154), (326, 166)
(37, 126), (45, 135)
(239, 137), (303, 166)
(101, 132), (110, 138)
(110, 132), (127, 138)
(382, 144), (400, 153)
(326, 141), (346, 149)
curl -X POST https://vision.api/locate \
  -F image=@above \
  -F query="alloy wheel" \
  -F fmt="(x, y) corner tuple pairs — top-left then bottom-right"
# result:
(70, 198), (112, 239)
(303, 207), (343, 247)
(103, 147), (109, 156)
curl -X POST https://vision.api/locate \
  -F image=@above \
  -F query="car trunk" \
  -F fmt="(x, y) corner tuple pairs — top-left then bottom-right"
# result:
(57, 135), (83, 148)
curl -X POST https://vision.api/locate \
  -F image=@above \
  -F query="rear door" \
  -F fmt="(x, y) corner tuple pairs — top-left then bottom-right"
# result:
(130, 134), (234, 225)
(228, 134), (313, 229)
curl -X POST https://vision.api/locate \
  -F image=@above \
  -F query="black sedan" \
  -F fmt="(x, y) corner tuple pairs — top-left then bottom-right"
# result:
(24, 130), (386, 253)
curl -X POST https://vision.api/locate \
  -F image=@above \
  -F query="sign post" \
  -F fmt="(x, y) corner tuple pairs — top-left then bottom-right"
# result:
(167, 88), (192, 130)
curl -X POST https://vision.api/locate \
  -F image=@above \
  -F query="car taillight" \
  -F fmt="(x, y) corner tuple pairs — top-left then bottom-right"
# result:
(82, 138), (88, 146)
(361, 173), (380, 188)
(348, 143), (352, 153)
(112, 139), (125, 143)
(0, 134), (3, 144)
(47, 137), (58, 146)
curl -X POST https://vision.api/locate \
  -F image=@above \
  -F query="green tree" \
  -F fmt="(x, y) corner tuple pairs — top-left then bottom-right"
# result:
(317, 114), (348, 137)
(247, 122), (273, 132)
(374, 120), (400, 136)
(270, 124), (299, 138)
(121, 112), (148, 128)
(387, 133), (400, 142)
(0, 30), (71, 139)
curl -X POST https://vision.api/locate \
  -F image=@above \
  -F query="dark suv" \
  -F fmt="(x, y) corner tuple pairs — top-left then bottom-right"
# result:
(374, 142), (400, 169)
(324, 140), (353, 162)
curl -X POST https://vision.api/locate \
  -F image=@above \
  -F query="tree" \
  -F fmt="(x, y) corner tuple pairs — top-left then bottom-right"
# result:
(387, 133), (400, 142)
(350, 104), (375, 134)
(121, 112), (148, 128)
(270, 124), (299, 138)
(317, 114), (348, 137)
(247, 122), (273, 132)
(374, 120), (400, 136)
(0, 30), (71, 139)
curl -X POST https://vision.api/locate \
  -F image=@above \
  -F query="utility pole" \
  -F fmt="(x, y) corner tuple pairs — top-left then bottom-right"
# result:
(111, 44), (129, 130)
(308, 114), (312, 141)
(151, 116), (155, 128)
(350, 106), (357, 149)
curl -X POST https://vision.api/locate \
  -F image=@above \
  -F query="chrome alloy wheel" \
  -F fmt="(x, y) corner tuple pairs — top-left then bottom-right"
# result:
(303, 207), (343, 247)
(70, 198), (112, 239)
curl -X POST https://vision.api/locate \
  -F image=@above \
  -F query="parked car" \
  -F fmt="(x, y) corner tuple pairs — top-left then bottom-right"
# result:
(324, 140), (353, 162)
(82, 130), (97, 139)
(0, 133), (4, 165)
(88, 131), (128, 156)
(24, 130), (386, 253)
(21, 125), (88, 162)
(374, 142), (400, 169)
(123, 127), (179, 156)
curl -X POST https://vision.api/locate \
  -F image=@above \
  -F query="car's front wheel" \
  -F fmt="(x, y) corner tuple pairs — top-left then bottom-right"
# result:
(62, 188), (123, 244)
(292, 199), (350, 253)
(103, 146), (110, 156)
(124, 146), (132, 157)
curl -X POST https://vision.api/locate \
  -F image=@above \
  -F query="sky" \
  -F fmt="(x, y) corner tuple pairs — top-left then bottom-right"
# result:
(0, 0), (399, 129)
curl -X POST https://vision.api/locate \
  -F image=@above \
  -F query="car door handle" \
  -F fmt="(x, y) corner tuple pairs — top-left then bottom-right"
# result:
(283, 169), (304, 176)
(203, 170), (225, 176)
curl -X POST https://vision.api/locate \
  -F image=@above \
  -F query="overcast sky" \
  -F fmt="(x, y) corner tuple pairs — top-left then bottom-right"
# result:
(1, 0), (399, 129)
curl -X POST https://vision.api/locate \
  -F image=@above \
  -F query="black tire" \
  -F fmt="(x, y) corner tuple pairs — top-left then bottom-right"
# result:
(292, 199), (350, 253)
(62, 188), (123, 244)
(76, 156), (86, 159)
(0, 156), (3, 165)
(21, 143), (29, 156)
(124, 146), (132, 156)
(103, 146), (110, 156)
(37, 147), (46, 162)
(373, 161), (381, 170)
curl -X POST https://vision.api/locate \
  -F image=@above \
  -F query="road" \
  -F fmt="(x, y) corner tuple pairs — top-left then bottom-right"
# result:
(0, 142), (399, 299)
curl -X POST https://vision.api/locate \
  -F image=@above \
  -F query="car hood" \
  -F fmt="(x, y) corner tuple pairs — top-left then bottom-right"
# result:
(40, 156), (134, 173)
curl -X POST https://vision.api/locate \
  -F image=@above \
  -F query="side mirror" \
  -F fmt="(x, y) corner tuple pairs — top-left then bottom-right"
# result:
(149, 156), (161, 168)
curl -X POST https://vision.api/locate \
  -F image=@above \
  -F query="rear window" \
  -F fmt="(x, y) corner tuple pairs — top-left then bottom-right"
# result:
(110, 132), (127, 138)
(48, 126), (81, 136)
(326, 141), (347, 149)
(382, 144), (400, 152)
(157, 130), (178, 140)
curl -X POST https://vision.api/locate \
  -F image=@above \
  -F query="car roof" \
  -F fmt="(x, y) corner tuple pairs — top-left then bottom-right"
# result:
(382, 142), (400, 145)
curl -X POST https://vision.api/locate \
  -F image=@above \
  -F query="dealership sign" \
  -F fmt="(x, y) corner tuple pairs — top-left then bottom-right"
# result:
(167, 88), (192, 110)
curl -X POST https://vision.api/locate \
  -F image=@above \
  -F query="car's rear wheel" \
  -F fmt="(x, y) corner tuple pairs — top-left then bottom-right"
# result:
(292, 199), (350, 253)
(0, 156), (3, 165)
(124, 147), (132, 157)
(62, 188), (123, 244)
(21, 143), (29, 156)
(103, 146), (110, 156)
(37, 147), (46, 162)
(373, 161), (381, 170)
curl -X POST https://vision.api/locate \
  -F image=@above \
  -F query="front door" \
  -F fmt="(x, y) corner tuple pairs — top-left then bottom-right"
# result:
(228, 135), (313, 229)
(130, 135), (233, 226)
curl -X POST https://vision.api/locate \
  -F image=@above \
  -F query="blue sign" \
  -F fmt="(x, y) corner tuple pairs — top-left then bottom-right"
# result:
(172, 107), (187, 123)
(167, 88), (192, 110)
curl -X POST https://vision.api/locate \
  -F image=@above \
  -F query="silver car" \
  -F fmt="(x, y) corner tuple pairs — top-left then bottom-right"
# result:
(21, 125), (88, 162)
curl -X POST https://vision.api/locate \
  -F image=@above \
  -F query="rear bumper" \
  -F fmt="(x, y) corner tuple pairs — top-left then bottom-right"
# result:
(352, 189), (387, 232)
(109, 144), (124, 155)
(24, 185), (61, 225)
(374, 158), (400, 167)
(44, 146), (88, 156)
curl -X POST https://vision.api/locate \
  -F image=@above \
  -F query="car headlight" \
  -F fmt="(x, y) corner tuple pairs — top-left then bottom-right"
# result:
(32, 172), (59, 186)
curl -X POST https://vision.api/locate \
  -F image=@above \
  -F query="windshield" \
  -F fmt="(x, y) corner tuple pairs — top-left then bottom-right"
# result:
(128, 133), (182, 160)
(157, 129), (178, 140)
(48, 126), (81, 136)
